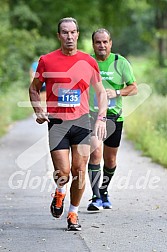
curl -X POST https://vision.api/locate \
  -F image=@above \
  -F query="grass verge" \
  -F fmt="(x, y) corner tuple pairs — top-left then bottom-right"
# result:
(0, 89), (33, 137)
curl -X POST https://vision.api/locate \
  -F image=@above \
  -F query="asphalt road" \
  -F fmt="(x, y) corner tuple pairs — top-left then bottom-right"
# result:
(0, 115), (167, 252)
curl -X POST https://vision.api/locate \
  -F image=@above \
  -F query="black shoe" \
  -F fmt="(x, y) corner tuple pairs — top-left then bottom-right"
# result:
(50, 189), (66, 218)
(67, 212), (81, 231)
(87, 195), (103, 211)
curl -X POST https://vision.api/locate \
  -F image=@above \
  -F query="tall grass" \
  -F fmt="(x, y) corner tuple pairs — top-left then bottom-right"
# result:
(0, 89), (33, 136)
(125, 56), (167, 168)
(125, 94), (167, 167)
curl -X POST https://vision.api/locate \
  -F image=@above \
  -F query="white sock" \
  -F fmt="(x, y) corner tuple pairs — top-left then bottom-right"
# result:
(68, 204), (79, 214)
(57, 186), (66, 194)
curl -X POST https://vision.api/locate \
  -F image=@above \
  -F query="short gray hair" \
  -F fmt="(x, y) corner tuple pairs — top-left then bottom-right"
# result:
(57, 17), (79, 33)
(92, 28), (111, 43)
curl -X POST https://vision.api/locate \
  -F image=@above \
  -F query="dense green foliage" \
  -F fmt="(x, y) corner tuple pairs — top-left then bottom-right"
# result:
(0, 1), (56, 92)
(1, 0), (166, 92)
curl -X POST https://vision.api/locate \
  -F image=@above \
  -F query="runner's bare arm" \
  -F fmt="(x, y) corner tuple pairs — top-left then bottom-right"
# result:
(106, 82), (137, 98)
(93, 81), (108, 140)
(29, 78), (49, 124)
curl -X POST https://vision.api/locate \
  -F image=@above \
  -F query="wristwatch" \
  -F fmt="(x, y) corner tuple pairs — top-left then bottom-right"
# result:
(115, 89), (121, 96)
(97, 115), (107, 122)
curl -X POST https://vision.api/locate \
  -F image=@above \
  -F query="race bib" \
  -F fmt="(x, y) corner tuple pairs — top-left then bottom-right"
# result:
(94, 94), (116, 109)
(58, 88), (81, 107)
(108, 98), (116, 109)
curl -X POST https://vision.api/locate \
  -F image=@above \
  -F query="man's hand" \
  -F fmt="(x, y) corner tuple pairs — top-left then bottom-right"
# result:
(36, 112), (50, 124)
(106, 89), (117, 99)
(94, 120), (107, 141)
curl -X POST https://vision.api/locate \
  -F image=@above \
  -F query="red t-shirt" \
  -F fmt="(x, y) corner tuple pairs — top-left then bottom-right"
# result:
(36, 49), (101, 120)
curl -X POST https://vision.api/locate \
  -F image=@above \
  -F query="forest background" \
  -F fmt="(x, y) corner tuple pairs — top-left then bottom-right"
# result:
(0, 0), (167, 167)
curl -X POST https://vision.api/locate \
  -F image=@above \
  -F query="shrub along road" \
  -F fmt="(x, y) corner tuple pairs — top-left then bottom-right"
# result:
(0, 115), (166, 252)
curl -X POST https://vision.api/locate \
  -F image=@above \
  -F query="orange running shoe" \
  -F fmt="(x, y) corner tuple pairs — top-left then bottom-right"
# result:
(50, 189), (66, 218)
(67, 212), (81, 231)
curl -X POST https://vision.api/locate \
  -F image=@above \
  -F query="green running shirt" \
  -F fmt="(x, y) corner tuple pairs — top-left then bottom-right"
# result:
(89, 53), (136, 121)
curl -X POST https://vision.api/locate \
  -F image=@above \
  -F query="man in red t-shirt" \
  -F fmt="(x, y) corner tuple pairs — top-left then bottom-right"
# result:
(29, 17), (107, 231)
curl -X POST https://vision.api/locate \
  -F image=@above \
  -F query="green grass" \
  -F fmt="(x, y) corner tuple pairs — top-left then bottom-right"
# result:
(0, 88), (33, 136)
(125, 94), (167, 167)
(124, 56), (167, 168)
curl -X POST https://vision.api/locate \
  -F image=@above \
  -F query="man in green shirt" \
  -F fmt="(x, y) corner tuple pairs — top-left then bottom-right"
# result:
(88, 28), (137, 211)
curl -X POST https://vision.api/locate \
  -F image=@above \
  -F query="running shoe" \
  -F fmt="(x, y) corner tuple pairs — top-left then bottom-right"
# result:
(67, 212), (81, 231)
(87, 195), (103, 211)
(100, 192), (112, 209)
(50, 189), (66, 218)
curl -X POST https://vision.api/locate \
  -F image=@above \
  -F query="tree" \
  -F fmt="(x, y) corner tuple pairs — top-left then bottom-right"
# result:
(147, 0), (167, 66)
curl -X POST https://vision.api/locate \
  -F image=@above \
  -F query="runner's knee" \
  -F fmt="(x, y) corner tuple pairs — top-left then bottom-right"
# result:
(89, 148), (102, 164)
(53, 170), (70, 186)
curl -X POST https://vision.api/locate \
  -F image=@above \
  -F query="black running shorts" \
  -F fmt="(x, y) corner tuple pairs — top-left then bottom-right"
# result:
(90, 111), (123, 148)
(48, 114), (91, 151)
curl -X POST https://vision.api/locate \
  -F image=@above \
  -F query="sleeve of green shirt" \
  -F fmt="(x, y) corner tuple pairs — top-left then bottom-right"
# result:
(122, 58), (136, 85)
